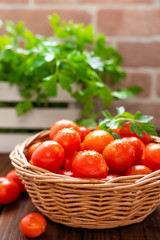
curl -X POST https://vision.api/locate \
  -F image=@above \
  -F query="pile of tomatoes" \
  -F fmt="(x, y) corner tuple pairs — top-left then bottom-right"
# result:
(26, 119), (160, 179)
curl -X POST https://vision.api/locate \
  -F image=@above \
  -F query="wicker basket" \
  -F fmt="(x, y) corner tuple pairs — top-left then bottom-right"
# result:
(10, 130), (160, 229)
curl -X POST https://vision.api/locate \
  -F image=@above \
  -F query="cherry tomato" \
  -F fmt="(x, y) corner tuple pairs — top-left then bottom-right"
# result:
(103, 139), (135, 174)
(72, 150), (108, 178)
(125, 165), (152, 176)
(31, 141), (65, 172)
(141, 143), (160, 171)
(106, 174), (120, 180)
(64, 152), (78, 170)
(78, 126), (91, 141)
(119, 122), (151, 145)
(83, 130), (114, 154)
(53, 128), (81, 156)
(122, 137), (145, 165)
(0, 177), (20, 204)
(56, 170), (73, 177)
(6, 169), (26, 192)
(49, 119), (80, 140)
(26, 142), (42, 161)
(20, 212), (47, 238)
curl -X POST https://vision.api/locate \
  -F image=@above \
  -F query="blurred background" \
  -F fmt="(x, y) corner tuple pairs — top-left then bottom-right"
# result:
(0, 0), (160, 152)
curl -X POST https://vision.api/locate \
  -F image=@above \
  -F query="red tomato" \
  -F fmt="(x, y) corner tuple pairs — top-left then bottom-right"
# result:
(78, 126), (91, 141)
(125, 165), (152, 176)
(31, 141), (65, 172)
(49, 119), (80, 140)
(20, 212), (47, 238)
(106, 174), (120, 180)
(53, 128), (81, 156)
(83, 130), (114, 154)
(122, 137), (145, 165)
(142, 143), (160, 171)
(56, 170), (74, 177)
(26, 142), (42, 161)
(72, 150), (108, 178)
(6, 169), (26, 192)
(103, 139), (135, 174)
(119, 122), (151, 145)
(64, 152), (78, 170)
(0, 177), (20, 204)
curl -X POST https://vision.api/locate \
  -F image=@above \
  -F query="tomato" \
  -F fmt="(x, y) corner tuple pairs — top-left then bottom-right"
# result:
(83, 130), (114, 154)
(122, 137), (145, 165)
(0, 177), (20, 204)
(49, 119), (80, 140)
(103, 139), (135, 174)
(106, 174), (120, 180)
(119, 122), (151, 145)
(141, 143), (160, 171)
(64, 152), (78, 170)
(31, 141), (65, 172)
(56, 170), (73, 177)
(72, 150), (108, 178)
(53, 128), (81, 156)
(26, 142), (42, 161)
(125, 165), (152, 176)
(78, 126), (91, 141)
(6, 169), (26, 192)
(20, 212), (47, 238)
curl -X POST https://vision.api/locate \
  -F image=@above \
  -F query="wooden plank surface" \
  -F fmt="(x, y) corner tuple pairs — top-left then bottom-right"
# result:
(0, 82), (78, 102)
(0, 108), (81, 129)
(0, 154), (160, 240)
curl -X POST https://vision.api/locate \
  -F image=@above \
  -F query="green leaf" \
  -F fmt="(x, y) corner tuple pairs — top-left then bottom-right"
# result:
(42, 75), (57, 97)
(16, 101), (34, 116)
(59, 73), (74, 93)
(76, 118), (97, 128)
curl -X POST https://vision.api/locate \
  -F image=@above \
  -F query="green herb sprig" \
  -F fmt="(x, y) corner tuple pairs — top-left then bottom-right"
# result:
(99, 106), (157, 139)
(0, 14), (142, 124)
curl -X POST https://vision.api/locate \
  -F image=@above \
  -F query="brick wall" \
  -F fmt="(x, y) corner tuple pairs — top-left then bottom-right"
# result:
(0, 0), (160, 127)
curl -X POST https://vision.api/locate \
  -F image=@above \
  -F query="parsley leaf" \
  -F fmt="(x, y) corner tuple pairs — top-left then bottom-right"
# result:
(99, 106), (157, 138)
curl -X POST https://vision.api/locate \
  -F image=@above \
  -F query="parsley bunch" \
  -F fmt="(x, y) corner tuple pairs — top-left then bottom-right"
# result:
(99, 106), (157, 138)
(0, 14), (141, 125)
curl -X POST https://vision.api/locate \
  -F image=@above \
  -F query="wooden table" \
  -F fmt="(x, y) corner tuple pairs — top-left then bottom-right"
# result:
(1, 154), (160, 240)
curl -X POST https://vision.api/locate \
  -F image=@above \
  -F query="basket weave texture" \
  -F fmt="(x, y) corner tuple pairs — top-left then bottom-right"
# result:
(10, 130), (160, 229)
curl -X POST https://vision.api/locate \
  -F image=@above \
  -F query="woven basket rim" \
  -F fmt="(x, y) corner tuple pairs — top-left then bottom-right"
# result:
(9, 130), (160, 187)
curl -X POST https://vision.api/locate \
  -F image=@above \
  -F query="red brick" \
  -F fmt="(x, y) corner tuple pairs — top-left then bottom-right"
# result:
(157, 73), (160, 96)
(0, 10), (91, 35)
(98, 9), (160, 36)
(118, 42), (160, 67)
(115, 72), (151, 97)
(79, 0), (153, 3)
(0, 0), (28, 2)
(35, 0), (75, 3)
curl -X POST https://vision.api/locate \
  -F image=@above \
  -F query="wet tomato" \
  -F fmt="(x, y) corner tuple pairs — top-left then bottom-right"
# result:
(53, 128), (81, 156)
(141, 143), (160, 171)
(20, 212), (47, 238)
(56, 170), (73, 177)
(122, 137), (145, 165)
(72, 150), (108, 178)
(78, 126), (91, 141)
(119, 122), (151, 145)
(106, 174), (120, 181)
(83, 130), (114, 154)
(0, 177), (20, 204)
(31, 141), (65, 172)
(6, 169), (26, 192)
(125, 165), (152, 176)
(64, 152), (78, 170)
(26, 142), (42, 161)
(49, 119), (80, 140)
(103, 139), (135, 174)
